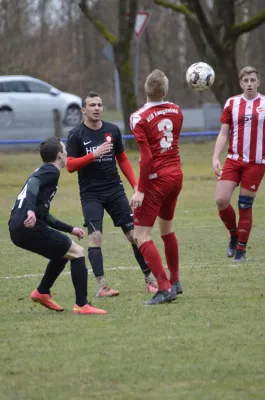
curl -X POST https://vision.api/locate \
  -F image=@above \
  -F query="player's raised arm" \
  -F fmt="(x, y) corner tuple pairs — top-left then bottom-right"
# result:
(66, 132), (113, 173)
(66, 131), (93, 173)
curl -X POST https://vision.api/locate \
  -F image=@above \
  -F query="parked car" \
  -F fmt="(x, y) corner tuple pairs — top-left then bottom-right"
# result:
(0, 75), (82, 128)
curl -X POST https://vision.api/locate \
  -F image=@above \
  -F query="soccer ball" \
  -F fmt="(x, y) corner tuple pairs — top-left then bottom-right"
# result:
(186, 62), (215, 91)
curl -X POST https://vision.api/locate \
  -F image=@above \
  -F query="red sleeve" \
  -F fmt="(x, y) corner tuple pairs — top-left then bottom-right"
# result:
(137, 140), (153, 192)
(130, 116), (152, 192)
(116, 151), (138, 188)
(220, 99), (232, 124)
(66, 154), (95, 173)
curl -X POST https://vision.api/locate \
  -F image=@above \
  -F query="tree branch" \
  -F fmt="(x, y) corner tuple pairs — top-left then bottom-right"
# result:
(229, 7), (265, 39)
(153, 0), (198, 23)
(78, 0), (117, 44)
(187, 0), (224, 57)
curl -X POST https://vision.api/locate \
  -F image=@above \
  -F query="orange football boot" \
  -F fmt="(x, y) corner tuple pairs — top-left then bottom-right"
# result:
(30, 289), (64, 312)
(73, 303), (107, 315)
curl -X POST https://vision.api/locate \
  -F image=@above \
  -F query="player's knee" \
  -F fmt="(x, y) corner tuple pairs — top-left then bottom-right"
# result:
(125, 230), (134, 244)
(75, 244), (85, 258)
(238, 195), (254, 209)
(65, 242), (85, 260)
(216, 195), (230, 210)
(133, 232), (151, 248)
(132, 233), (140, 247)
(88, 230), (102, 247)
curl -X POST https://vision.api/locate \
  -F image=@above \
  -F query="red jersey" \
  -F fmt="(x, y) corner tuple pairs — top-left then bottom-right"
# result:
(130, 101), (183, 192)
(220, 93), (265, 164)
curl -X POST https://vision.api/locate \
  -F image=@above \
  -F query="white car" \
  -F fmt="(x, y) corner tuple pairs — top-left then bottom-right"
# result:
(0, 75), (82, 128)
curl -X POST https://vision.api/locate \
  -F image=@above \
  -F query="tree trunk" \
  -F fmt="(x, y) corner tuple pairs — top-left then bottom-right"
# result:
(209, 46), (241, 106)
(115, 41), (137, 141)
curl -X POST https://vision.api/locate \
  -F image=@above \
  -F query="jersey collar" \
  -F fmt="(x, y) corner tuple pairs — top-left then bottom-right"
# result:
(242, 93), (260, 102)
(144, 101), (170, 107)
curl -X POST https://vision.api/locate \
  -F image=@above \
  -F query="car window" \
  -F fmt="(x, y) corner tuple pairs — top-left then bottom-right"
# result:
(0, 82), (5, 92)
(26, 81), (51, 94)
(2, 81), (29, 92)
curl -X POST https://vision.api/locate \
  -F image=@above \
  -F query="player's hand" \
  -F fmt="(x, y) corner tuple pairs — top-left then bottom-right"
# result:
(133, 185), (138, 193)
(129, 190), (144, 208)
(212, 157), (222, 177)
(24, 210), (36, 228)
(93, 142), (113, 158)
(71, 227), (85, 240)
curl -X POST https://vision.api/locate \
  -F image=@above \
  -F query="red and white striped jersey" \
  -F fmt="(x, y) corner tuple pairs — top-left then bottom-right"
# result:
(220, 93), (265, 164)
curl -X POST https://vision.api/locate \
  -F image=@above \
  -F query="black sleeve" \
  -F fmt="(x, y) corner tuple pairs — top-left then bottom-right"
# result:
(26, 177), (41, 212)
(114, 127), (125, 155)
(66, 131), (79, 157)
(43, 213), (74, 233)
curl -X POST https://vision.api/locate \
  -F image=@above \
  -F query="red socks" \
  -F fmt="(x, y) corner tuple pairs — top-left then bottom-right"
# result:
(161, 232), (179, 284)
(139, 240), (171, 291)
(218, 205), (237, 235)
(219, 204), (252, 250)
(237, 207), (252, 250)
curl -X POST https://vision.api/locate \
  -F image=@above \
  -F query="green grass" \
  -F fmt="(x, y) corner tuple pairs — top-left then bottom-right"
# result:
(1, 143), (265, 400)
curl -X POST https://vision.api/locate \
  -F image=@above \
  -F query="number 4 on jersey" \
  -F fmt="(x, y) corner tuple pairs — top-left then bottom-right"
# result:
(17, 184), (28, 208)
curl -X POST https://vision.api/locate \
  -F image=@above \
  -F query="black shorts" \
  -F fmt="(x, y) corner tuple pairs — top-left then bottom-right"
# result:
(82, 189), (134, 235)
(9, 219), (72, 260)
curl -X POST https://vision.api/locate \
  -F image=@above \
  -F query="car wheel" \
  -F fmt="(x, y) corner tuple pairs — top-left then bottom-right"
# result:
(0, 108), (13, 127)
(64, 105), (82, 126)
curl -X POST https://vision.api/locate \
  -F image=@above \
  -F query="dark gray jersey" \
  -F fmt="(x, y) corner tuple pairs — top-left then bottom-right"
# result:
(66, 122), (125, 199)
(9, 163), (60, 225)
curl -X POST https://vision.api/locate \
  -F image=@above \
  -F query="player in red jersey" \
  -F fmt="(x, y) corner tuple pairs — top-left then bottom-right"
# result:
(212, 66), (265, 262)
(130, 69), (183, 305)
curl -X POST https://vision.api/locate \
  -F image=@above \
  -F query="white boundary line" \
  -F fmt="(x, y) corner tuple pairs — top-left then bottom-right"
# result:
(1, 258), (265, 280)
(0, 266), (138, 280)
(0, 264), (209, 280)
(0, 261), (256, 280)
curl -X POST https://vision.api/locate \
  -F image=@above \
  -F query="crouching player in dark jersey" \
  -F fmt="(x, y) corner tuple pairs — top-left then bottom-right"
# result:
(8, 137), (107, 315)
(130, 70), (184, 305)
(66, 92), (158, 297)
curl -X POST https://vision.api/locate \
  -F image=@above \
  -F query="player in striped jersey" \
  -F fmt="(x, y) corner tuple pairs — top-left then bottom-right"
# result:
(212, 66), (265, 261)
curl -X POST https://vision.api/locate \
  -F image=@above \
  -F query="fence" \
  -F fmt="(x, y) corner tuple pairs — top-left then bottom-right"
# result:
(0, 131), (219, 146)
(0, 105), (221, 147)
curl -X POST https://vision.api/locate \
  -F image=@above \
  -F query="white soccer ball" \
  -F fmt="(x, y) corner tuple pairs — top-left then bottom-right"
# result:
(186, 62), (215, 91)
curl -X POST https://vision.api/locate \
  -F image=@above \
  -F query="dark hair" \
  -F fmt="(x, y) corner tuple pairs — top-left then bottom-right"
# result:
(82, 91), (101, 107)
(40, 137), (63, 162)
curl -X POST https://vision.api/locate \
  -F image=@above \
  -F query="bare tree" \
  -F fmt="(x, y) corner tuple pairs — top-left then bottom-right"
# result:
(154, 0), (265, 105)
(78, 0), (138, 134)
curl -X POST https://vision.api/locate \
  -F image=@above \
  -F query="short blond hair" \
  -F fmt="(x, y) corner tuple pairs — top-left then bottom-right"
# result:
(144, 69), (168, 100)
(239, 66), (260, 80)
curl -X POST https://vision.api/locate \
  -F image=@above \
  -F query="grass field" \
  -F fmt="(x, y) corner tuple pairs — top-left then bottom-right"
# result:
(1, 142), (265, 400)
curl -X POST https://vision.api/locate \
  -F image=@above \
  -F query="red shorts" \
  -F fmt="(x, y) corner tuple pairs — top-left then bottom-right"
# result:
(219, 158), (265, 192)
(134, 172), (183, 227)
